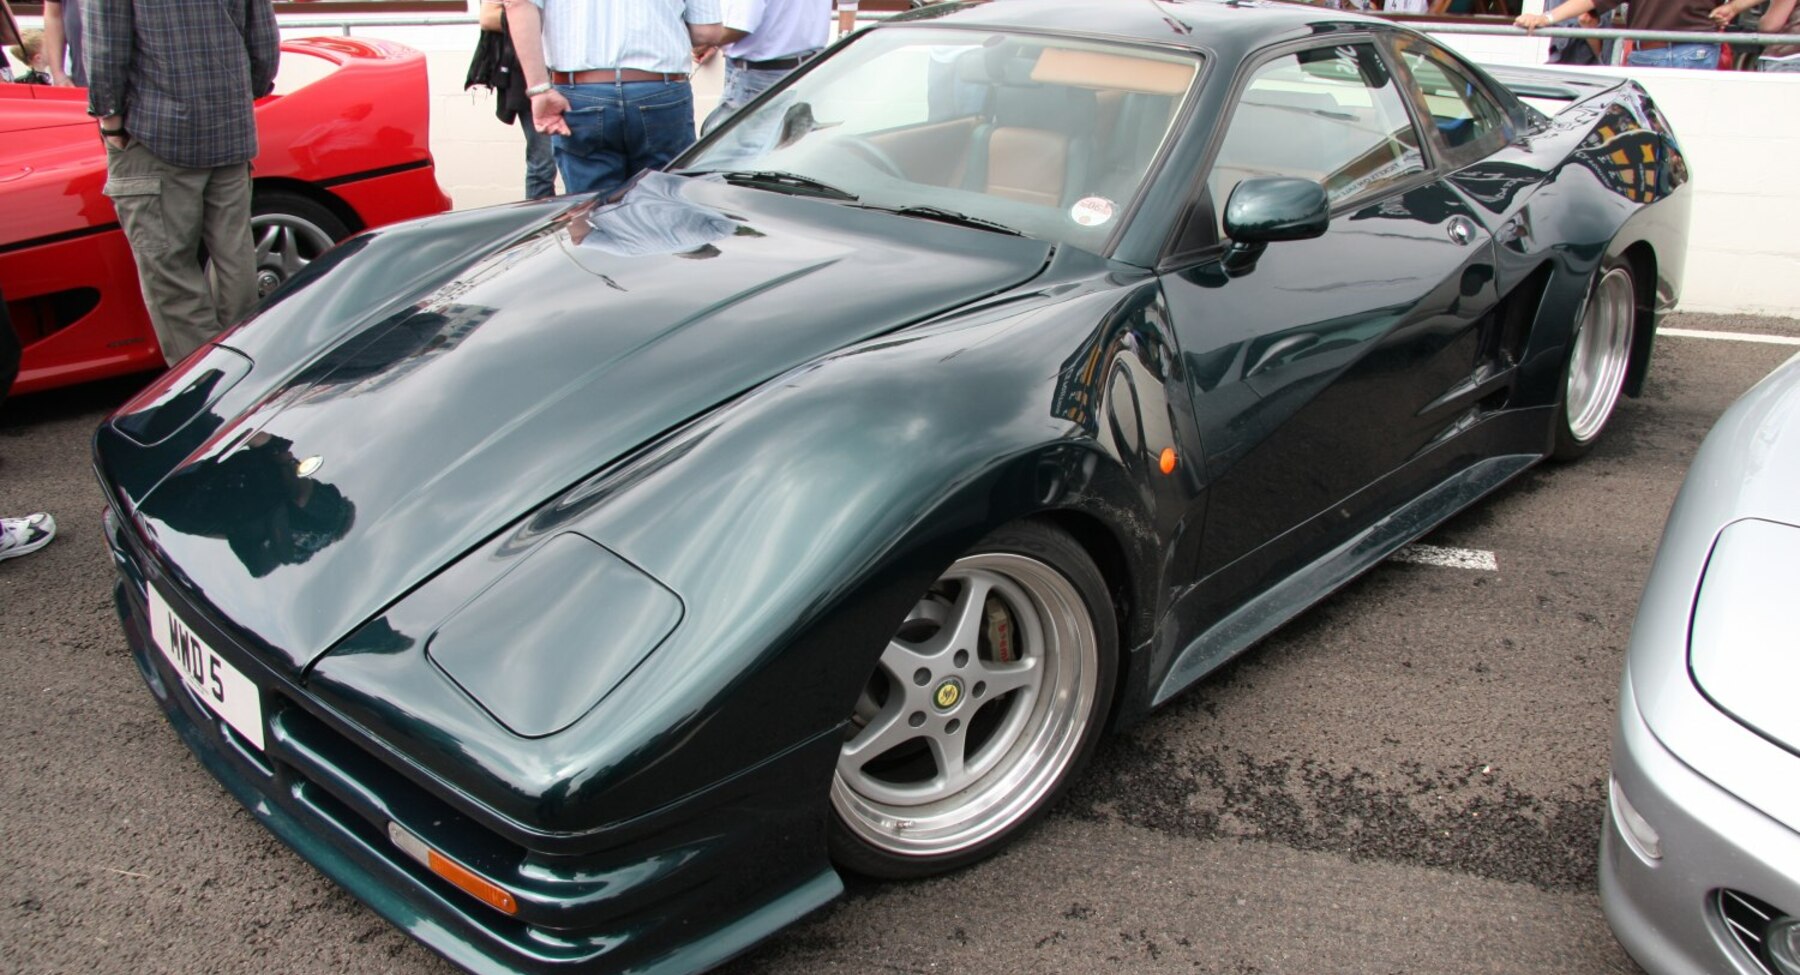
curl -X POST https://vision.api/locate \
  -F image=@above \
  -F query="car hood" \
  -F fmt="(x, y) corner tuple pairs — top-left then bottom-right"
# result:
(108, 173), (1052, 673)
(1676, 353), (1800, 755)
(1623, 352), (1800, 834)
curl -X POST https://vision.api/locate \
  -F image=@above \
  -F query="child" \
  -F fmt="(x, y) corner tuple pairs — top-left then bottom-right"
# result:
(8, 28), (51, 85)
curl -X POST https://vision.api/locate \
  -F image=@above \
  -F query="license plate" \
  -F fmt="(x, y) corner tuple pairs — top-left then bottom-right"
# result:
(147, 586), (265, 751)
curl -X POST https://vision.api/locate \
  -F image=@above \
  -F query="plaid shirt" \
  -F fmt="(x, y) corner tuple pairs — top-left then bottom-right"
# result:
(85, 0), (279, 169)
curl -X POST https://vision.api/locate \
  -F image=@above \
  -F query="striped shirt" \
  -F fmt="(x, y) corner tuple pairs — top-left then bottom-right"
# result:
(85, 0), (279, 169)
(525, 0), (723, 75)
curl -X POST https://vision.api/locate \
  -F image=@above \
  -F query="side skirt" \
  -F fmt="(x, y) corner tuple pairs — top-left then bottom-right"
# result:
(1151, 451), (1539, 708)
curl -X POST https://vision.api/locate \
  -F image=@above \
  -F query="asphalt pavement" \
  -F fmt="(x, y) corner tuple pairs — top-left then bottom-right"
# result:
(4, 311), (1797, 975)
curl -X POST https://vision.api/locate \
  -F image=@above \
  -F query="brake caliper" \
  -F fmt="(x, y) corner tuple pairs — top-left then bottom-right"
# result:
(983, 596), (1016, 664)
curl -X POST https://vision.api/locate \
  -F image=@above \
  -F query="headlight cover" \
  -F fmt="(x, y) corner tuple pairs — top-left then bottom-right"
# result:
(427, 532), (683, 738)
(1688, 518), (1800, 753)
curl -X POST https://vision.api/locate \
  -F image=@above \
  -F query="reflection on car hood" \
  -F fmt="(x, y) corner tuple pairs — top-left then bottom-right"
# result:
(127, 174), (1052, 673)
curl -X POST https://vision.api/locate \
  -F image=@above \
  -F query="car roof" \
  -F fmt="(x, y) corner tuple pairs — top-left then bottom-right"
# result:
(891, 0), (1389, 56)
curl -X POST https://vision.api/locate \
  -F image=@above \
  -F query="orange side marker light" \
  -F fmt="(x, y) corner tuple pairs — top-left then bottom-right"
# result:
(1159, 447), (1177, 475)
(389, 822), (519, 915)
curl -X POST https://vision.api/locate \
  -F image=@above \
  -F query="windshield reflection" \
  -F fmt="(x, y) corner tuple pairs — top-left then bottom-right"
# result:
(680, 27), (1200, 253)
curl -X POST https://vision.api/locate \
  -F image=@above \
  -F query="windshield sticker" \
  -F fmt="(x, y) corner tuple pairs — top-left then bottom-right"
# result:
(1070, 197), (1115, 227)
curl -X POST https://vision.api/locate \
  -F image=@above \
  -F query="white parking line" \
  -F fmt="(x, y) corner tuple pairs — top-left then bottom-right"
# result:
(1390, 544), (1498, 571)
(1659, 328), (1800, 347)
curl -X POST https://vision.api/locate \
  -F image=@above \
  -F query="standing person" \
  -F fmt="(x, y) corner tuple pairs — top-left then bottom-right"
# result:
(1517, 0), (1726, 69)
(469, 0), (559, 199)
(1547, 10), (1615, 64)
(7, 28), (52, 84)
(507, 0), (723, 199)
(1711, 0), (1800, 71)
(85, 0), (279, 366)
(42, 0), (85, 87)
(699, 0), (851, 134)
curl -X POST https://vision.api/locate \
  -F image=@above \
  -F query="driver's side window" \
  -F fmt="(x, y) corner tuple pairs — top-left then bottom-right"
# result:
(1205, 43), (1426, 237)
(1392, 38), (1511, 169)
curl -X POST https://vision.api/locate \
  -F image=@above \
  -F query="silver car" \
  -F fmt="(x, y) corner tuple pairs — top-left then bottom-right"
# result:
(1604, 350), (1800, 975)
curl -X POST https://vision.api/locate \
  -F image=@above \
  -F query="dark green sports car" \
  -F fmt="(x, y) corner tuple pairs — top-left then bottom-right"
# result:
(95, 1), (1688, 971)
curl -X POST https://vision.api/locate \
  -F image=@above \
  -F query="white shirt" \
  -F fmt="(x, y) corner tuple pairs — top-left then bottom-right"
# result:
(722, 0), (831, 62)
(527, 0), (723, 74)
(1384, 0), (1430, 11)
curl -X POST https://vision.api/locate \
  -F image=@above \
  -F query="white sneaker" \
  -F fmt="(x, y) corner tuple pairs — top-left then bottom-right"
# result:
(0, 512), (56, 561)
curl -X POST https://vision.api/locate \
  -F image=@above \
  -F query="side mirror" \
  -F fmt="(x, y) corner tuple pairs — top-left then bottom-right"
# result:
(1220, 177), (1330, 276)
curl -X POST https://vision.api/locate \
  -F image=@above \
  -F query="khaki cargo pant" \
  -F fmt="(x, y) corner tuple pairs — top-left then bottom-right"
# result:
(103, 141), (256, 366)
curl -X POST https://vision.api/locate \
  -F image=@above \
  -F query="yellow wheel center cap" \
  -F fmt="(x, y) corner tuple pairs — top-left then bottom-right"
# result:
(933, 678), (963, 711)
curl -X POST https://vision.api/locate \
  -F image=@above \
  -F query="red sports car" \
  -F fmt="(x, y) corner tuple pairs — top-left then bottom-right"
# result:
(1, 7), (450, 396)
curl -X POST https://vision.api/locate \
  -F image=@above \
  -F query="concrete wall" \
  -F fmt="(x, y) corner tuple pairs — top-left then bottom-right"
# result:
(322, 23), (1796, 316)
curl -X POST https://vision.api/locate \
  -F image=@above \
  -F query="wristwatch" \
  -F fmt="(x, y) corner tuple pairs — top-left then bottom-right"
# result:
(525, 82), (555, 97)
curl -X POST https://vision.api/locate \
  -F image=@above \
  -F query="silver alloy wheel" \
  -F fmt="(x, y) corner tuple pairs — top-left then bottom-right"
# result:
(1566, 265), (1635, 445)
(831, 551), (1100, 858)
(251, 212), (337, 298)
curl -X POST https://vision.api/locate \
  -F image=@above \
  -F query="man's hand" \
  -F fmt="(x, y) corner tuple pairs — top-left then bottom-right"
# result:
(531, 90), (572, 137)
(1515, 11), (1552, 29)
(1708, 3), (1737, 26)
(693, 43), (719, 64)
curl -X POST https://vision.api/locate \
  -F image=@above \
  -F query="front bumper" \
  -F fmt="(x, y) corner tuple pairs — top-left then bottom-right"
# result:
(1602, 672), (1800, 975)
(107, 519), (841, 975)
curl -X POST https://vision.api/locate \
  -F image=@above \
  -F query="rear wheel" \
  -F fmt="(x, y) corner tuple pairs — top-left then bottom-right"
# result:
(248, 192), (350, 299)
(828, 521), (1117, 878)
(1553, 260), (1636, 461)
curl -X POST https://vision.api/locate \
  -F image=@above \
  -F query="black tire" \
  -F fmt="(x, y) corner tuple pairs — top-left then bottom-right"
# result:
(828, 520), (1118, 879)
(244, 191), (352, 299)
(1552, 259), (1636, 462)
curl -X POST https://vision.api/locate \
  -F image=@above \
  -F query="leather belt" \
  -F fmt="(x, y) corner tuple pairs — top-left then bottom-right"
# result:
(551, 68), (689, 84)
(1633, 40), (1675, 50)
(728, 52), (816, 71)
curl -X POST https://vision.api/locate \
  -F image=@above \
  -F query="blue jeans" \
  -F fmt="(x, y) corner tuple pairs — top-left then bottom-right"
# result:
(700, 57), (806, 135)
(1624, 43), (1720, 70)
(523, 122), (557, 199)
(553, 80), (696, 198)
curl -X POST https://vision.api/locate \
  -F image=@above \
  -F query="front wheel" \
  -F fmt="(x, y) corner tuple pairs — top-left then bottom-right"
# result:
(1553, 260), (1636, 461)
(828, 521), (1117, 879)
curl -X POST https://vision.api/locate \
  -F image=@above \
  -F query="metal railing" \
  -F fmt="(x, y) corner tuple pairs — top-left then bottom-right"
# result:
(279, 14), (476, 33)
(1414, 21), (1800, 47)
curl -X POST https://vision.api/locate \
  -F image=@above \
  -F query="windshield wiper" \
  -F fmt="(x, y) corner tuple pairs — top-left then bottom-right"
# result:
(852, 204), (1025, 237)
(688, 169), (859, 201)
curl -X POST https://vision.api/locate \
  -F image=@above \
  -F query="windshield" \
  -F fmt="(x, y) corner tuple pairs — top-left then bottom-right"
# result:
(680, 27), (1201, 252)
